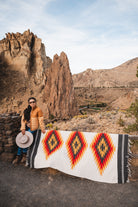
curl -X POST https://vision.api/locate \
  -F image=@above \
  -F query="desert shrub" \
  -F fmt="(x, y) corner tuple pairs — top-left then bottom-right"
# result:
(54, 126), (59, 130)
(136, 66), (138, 78)
(124, 99), (138, 133)
(124, 124), (138, 133)
(46, 123), (53, 129)
(86, 116), (95, 124)
(124, 67), (138, 132)
(49, 114), (55, 120)
(73, 115), (88, 119)
(117, 116), (125, 127)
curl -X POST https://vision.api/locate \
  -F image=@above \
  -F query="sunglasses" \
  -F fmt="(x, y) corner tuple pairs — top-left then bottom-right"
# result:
(29, 101), (36, 104)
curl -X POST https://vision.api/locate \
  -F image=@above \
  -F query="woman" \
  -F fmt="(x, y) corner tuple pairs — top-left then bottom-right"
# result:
(12, 97), (45, 165)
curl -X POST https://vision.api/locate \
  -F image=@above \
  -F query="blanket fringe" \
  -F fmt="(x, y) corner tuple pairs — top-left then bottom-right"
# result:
(127, 138), (138, 181)
(128, 139), (138, 158)
(127, 139), (133, 182)
(127, 158), (132, 182)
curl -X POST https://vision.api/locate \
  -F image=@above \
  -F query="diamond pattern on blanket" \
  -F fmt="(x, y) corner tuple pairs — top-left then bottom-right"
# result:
(42, 130), (63, 159)
(90, 133), (115, 175)
(66, 131), (88, 169)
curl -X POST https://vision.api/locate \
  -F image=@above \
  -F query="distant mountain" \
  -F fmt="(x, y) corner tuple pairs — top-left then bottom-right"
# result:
(73, 58), (138, 88)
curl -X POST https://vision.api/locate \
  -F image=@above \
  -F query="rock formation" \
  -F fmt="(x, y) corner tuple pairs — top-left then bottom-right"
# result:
(73, 58), (138, 110)
(0, 30), (47, 83)
(0, 30), (77, 119)
(44, 52), (76, 119)
(0, 29), (48, 104)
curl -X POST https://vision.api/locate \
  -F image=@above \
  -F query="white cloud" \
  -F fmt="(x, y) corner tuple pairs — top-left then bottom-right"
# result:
(115, 0), (138, 11)
(66, 37), (138, 74)
(0, 0), (138, 74)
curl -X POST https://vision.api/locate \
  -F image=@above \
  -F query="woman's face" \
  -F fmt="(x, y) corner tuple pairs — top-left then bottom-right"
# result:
(29, 99), (36, 109)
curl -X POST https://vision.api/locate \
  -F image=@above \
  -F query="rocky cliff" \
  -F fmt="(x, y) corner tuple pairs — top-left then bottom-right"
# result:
(0, 30), (47, 84)
(0, 30), (76, 119)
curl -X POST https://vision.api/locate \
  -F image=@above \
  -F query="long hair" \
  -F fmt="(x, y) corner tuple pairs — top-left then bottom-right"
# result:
(23, 105), (32, 122)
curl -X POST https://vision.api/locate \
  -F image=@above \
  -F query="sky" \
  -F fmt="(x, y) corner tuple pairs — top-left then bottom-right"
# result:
(0, 0), (138, 74)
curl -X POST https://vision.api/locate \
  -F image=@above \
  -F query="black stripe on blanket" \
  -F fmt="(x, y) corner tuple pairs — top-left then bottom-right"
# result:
(27, 130), (37, 167)
(28, 129), (41, 168)
(118, 134), (128, 183)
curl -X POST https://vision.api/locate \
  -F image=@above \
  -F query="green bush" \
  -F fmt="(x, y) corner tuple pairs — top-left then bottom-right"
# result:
(124, 99), (138, 133)
(128, 99), (138, 122)
(117, 116), (125, 127)
(124, 123), (138, 133)
(49, 114), (55, 120)
(136, 66), (138, 78)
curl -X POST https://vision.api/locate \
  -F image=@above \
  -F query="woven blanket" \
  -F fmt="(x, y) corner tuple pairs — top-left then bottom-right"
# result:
(28, 130), (129, 184)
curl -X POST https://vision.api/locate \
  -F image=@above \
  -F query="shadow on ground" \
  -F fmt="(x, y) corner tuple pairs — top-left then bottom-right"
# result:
(0, 161), (138, 207)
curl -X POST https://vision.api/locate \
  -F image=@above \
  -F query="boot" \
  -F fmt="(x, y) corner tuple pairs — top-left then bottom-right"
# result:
(20, 153), (26, 164)
(12, 155), (21, 165)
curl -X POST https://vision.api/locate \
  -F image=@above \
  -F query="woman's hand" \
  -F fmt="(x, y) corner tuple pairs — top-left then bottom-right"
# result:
(22, 129), (25, 135)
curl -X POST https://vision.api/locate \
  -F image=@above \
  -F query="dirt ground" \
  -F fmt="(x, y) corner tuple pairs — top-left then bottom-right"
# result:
(0, 161), (138, 207)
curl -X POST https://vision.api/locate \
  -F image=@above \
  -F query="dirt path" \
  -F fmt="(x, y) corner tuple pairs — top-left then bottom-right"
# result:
(0, 161), (138, 207)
